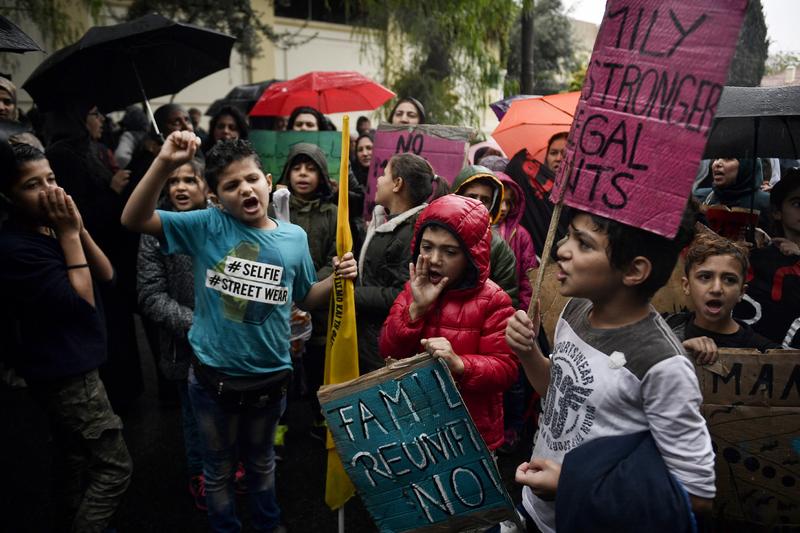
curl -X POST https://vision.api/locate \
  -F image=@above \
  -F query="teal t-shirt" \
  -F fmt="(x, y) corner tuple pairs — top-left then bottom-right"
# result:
(158, 208), (316, 375)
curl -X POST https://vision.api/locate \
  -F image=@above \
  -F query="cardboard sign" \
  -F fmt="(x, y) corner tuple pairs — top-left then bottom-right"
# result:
(697, 349), (800, 527)
(364, 124), (472, 219)
(550, 0), (748, 238)
(249, 130), (342, 181)
(317, 353), (516, 532)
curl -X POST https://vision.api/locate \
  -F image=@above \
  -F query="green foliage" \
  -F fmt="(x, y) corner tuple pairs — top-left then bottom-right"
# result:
(349, 0), (518, 127)
(505, 0), (577, 95)
(126, 0), (280, 59)
(566, 59), (587, 92)
(726, 0), (768, 87)
(0, 0), (103, 48)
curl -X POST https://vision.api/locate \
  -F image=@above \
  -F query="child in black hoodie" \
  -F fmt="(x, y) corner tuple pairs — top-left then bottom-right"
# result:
(0, 142), (131, 531)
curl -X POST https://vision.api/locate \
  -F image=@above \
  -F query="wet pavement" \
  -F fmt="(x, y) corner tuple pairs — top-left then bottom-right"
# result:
(0, 319), (530, 532)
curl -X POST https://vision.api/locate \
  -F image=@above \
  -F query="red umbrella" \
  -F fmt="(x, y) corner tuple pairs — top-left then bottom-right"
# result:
(249, 71), (395, 117)
(492, 91), (580, 163)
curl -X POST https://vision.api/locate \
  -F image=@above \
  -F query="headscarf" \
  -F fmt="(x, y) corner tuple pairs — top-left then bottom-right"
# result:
(712, 158), (763, 203)
(388, 97), (426, 124)
(0, 77), (18, 121)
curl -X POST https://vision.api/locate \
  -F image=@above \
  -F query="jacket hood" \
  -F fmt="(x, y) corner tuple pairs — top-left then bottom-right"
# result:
(452, 164), (505, 224)
(279, 142), (333, 200)
(495, 171), (525, 230)
(412, 195), (492, 289)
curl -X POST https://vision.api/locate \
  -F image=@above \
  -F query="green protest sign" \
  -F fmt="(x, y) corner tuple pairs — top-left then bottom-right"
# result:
(249, 130), (342, 181)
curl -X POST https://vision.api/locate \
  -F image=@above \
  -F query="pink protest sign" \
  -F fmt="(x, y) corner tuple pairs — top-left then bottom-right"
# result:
(550, 0), (747, 238)
(364, 126), (469, 219)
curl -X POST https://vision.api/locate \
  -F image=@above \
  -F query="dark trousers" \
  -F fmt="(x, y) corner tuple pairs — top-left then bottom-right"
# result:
(30, 370), (132, 533)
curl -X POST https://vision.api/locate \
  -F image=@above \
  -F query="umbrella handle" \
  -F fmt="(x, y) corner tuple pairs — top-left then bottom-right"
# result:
(132, 60), (163, 141)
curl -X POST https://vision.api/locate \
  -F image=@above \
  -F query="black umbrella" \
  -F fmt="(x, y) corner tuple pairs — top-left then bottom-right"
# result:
(206, 80), (282, 117)
(703, 85), (800, 159)
(23, 13), (235, 135)
(0, 15), (43, 53)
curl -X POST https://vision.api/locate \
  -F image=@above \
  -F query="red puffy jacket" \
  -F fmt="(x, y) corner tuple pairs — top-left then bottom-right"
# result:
(379, 195), (518, 450)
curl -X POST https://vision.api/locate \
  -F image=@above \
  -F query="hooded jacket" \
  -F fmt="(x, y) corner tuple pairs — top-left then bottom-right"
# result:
(355, 203), (427, 372)
(495, 172), (538, 310)
(452, 165), (519, 306)
(379, 195), (518, 450)
(694, 158), (771, 228)
(505, 151), (569, 258)
(278, 143), (337, 276)
(279, 143), (337, 345)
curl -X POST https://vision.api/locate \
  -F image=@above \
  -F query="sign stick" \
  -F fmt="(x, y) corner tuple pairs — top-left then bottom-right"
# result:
(529, 161), (568, 320)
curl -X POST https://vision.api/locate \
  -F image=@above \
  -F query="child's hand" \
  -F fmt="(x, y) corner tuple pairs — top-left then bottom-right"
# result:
(408, 254), (447, 320)
(157, 131), (200, 168)
(421, 337), (464, 377)
(683, 336), (719, 365)
(333, 252), (357, 279)
(515, 458), (561, 500)
(506, 309), (539, 359)
(42, 187), (82, 238)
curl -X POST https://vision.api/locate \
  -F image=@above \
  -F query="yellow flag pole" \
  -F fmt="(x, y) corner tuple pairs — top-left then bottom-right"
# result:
(323, 115), (358, 517)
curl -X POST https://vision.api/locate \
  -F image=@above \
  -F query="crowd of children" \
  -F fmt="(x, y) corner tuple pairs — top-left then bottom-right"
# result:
(2, 91), (798, 532)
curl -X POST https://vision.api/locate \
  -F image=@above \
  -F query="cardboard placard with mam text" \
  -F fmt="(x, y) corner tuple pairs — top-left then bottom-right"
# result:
(549, 0), (748, 238)
(317, 353), (516, 533)
(249, 130), (342, 181)
(363, 124), (473, 219)
(697, 349), (800, 528)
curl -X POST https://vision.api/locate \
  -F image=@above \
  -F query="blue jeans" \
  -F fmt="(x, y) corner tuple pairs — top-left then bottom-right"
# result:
(177, 380), (204, 477)
(188, 368), (285, 533)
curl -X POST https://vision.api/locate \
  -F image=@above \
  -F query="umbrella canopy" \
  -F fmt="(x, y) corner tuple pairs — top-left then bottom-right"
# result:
(492, 91), (580, 163)
(703, 85), (800, 159)
(23, 13), (235, 113)
(206, 79), (281, 117)
(489, 94), (538, 121)
(0, 15), (43, 53)
(249, 71), (395, 117)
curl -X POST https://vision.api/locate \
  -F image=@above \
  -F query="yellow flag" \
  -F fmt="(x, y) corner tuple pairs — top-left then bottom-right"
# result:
(324, 115), (359, 510)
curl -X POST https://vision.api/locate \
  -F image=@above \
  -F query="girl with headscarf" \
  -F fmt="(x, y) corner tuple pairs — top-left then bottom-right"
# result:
(0, 77), (19, 121)
(388, 97), (425, 125)
(694, 158), (771, 229)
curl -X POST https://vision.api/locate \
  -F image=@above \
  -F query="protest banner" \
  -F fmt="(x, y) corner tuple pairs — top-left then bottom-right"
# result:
(363, 124), (473, 219)
(549, 0), (748, 238)
(317, 353), (517, 532)
(696, 349), (800, 527)
(249, 130), (341, 180)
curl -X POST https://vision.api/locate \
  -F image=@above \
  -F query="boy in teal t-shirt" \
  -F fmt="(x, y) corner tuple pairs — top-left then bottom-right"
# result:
(122, 132), (357, 532)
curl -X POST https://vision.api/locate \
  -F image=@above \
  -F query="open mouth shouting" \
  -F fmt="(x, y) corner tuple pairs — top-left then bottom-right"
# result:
(428, 269), (444, 285)
(703, 298), (724, 316)
(242, 196), (261, 215)
(173, 192), (192, 207)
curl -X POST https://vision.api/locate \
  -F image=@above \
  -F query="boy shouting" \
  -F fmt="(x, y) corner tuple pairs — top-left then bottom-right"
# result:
(505, 207), (715, 532)
(122, 132), (356, 532)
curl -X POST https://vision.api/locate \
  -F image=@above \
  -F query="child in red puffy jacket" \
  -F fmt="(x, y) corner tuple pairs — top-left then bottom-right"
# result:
(379, 195), (518, 450)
